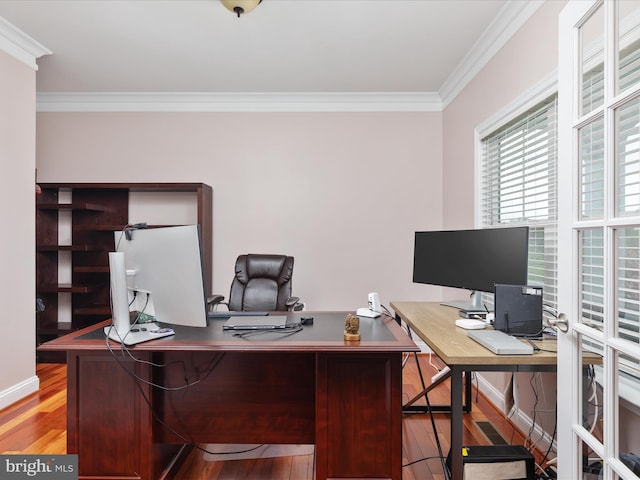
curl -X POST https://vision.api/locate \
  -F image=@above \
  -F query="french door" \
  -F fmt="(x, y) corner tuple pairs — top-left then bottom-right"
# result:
(558, 1), (640, 479)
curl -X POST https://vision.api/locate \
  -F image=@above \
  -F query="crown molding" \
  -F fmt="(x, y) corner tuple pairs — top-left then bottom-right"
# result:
(0, 16), (51, 70)
(439, 0), (544, 108)
(36, 91), (443, 113)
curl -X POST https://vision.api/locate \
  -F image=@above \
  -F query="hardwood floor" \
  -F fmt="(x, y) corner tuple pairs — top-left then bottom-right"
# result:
(0, 363), (67, 455)
(0, 357), (547, 479)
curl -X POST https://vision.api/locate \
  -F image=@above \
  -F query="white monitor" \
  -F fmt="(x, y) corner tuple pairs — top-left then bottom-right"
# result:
(113, 224), (208, 329)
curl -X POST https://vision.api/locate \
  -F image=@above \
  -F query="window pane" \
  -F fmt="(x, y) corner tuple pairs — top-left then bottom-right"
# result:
(617, 227), (640, 345)
(529, 225), (557, 308)
(580, 336), (605, 462)
(581, 4), (605, 116)
(580, 117), (605, 219)
(618, 353), (640, 479)
(581, 228), (605, 327)
(616, 97), (640, 216)
(617, 1), (640, 95)
(482, 97), (557, 224)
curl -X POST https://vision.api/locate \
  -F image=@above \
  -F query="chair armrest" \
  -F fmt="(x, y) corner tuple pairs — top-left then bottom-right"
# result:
(285, 296), (303, 311)
(207, 295), (227, 311)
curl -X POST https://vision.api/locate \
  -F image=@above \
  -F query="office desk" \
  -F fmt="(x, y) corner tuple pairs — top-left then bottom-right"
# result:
(390, 301), (561, 480)
(40, 311), (418, 480)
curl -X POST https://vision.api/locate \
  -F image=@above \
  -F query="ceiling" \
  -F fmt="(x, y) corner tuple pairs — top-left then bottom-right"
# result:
(0, 0), (540, 108)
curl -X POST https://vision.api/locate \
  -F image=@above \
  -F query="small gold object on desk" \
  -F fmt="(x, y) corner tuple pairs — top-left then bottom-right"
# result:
(344, 313), (361, 341)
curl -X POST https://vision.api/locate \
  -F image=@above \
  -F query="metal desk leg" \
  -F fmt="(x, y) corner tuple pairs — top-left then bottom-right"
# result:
(449, 365), (464, 480)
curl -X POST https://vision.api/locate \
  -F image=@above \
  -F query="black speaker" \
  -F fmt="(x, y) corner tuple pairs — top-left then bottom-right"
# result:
(493, 284), (543, 338)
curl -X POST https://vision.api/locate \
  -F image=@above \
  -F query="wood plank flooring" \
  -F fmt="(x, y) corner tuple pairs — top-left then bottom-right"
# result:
(0, 356), (547, 479)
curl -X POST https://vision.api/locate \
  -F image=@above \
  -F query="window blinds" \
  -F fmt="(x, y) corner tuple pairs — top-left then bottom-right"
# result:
(480, 96), (558, 311)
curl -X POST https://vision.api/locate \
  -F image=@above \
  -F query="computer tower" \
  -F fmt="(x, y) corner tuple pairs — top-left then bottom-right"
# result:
(494, 284), (543, 337)
(447, 445), (535, 480)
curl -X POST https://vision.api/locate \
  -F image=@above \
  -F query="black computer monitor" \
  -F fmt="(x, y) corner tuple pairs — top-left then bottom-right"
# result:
(113, 224), (209, 328)
(412, 227), (529, 314)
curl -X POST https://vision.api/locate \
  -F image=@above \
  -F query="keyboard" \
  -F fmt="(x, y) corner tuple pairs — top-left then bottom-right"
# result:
(467, 329), (533, 355)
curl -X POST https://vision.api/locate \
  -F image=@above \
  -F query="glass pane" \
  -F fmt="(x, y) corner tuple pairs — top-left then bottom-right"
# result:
(581, 3), (605, 116)
(617, 1), (640, 95)
(581, 336), (605, 440)
(581, 445), (604, 480)
(615, 97), (640, 216)
(580, 118), (605, 219)
(581, 228), (605, 327)
(617, 227), (640, 344)
(616, 352), (640, 480)
(529, 225), (558, 306)
(580, 335), (605, 480)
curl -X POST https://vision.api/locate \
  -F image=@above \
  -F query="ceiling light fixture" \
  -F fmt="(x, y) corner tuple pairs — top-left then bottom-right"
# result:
(220, 0), (262, 18)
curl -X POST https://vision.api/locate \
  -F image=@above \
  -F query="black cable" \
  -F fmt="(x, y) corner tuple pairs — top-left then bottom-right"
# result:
(539, 405), (558, 470)
(526, 373), (540, 452)
(381, 304), (394, 317)
(105, 330), (239, 455)
(125, 356), (264, 457)
(403, 455), (447, 468)
(232, 325), (303, 339)
(105, 324), (218, 391)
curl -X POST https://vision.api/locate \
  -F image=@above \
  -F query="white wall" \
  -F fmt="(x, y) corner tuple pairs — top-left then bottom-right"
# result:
(35, 111), (445, 311)
(0, 49), (39, 409)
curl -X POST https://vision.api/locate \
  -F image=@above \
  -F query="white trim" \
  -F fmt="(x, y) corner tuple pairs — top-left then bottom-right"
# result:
(475, 71), (558, 138)
(439, 0), (545, 108)
(0, 375), (39, 410)
(36, 91), (442, 113)
(475, 372), (510, 412)
(0, 16), (51, 69)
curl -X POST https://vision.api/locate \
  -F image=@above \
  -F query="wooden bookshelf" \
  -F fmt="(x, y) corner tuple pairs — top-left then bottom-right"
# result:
(35, 182), (212, 361)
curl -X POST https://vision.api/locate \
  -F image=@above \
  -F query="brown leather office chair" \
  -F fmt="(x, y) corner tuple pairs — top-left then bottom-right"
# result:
(208, 254), (303, 312)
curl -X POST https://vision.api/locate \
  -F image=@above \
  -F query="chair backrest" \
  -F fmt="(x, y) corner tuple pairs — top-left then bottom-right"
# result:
(228, 254), (295, 311)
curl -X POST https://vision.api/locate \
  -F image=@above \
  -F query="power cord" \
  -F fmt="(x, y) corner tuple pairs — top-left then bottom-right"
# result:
(231, 325), (303, 339)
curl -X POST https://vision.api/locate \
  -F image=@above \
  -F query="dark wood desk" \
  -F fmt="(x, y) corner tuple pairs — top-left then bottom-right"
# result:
(40, 311), (418, 480)
(390, 302), (563, 480)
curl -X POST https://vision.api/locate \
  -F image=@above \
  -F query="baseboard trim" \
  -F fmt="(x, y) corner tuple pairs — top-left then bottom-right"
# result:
(475, 372), (508, 413)
(0, 375), (40, 410)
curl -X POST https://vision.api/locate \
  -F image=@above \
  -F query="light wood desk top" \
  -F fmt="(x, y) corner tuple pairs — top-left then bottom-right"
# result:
(391, 301), (560, 367)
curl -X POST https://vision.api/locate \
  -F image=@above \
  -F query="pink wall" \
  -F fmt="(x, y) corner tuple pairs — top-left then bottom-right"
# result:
(0, 49), (38, 407)
(36, 111), (444, 310)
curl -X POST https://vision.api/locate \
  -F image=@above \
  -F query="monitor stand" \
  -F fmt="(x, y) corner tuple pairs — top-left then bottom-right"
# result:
(440, 291), (487, 317)
(104, 323), (174, 346)
(106, 251), (175, 346)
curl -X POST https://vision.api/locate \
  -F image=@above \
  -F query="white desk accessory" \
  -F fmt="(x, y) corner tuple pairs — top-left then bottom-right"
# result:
(357, 292), (382, 318)
(455, 318), (489, 330)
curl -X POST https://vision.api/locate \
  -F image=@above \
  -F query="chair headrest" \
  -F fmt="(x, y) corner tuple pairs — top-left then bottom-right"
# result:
(235, 254), (294, 285)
